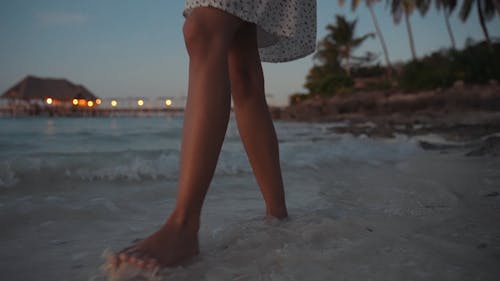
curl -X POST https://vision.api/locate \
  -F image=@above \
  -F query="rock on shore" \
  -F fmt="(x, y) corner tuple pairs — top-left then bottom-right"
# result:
(271, 84), (500, 155)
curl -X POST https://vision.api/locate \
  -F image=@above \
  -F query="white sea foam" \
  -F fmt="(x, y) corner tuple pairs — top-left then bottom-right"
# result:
(0, 162), (18, 188)
(0, 131), (419, 188)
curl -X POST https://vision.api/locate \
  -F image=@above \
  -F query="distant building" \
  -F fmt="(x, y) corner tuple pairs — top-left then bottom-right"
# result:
(1, 75), (99, 102)
(0, 75), (182, 117)
(0, 75), (100, 116)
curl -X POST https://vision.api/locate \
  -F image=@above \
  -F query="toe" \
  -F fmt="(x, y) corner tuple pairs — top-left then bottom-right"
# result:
(114, 246), (158, 270)
(145, 258), (159, 269)
(138, 255), (160, 270)
(127, 250), (143, 262)
(118, 247), (138, 262)
(118, 252), (127, 261)
(117, 245), (135, 261)
(131, 254), (146, 267)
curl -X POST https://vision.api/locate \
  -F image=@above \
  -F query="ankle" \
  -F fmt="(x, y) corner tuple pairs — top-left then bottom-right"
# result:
(166, 208), (201, 232)
(266, 207), (288, 220)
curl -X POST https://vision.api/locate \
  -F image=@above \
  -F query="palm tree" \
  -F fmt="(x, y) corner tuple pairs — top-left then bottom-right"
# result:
(323, 15), (375, 76)
(459, 0), (500, 48)
(436, 0), (458, 49)
(388, 0), (430, 60)
(340, 0), (394, 78)
(305, 15), (375, 95)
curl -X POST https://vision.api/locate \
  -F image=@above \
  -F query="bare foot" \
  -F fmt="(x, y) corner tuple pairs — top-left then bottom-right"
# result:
(116, 218), (199, 270)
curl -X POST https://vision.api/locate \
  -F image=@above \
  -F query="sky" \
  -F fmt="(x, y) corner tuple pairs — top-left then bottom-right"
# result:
(0, 0), (499, 106)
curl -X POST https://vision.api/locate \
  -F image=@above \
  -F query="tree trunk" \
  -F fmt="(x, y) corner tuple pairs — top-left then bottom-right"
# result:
(404, 11), (417, 61)
(444, 10), (456, 49)
(477, 0), (492, 48)
(493, 0), (500, 15)
(368, 2), (393, 78)
(345, 52), (351, 77)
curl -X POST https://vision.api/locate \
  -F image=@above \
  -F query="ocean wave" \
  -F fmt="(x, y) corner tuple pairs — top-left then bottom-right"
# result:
(68, 152), (180, 181)
(0, 131), (421, 189)
(0, 150), (180, 188)
(0, 148), (255, 188)
(280, 134), (420, 168)
(0, 162), (18, 188)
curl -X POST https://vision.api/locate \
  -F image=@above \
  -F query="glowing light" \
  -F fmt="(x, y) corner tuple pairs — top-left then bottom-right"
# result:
(87, 100), (94, 107)
(111, 100), (117, 107)
(165, 99), (172, 106)
(78, 99), (87, 106)
(46, 98), (53, 105)
(72, 99), (78, 105)
(137, 99), (144, 106)
(95, 99), (102, 105)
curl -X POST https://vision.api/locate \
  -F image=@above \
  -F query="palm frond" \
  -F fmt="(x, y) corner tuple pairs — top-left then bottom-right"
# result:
(459, 0), (474, 21)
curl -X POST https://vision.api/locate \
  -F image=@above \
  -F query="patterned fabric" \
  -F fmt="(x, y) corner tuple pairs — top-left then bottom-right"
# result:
(183, 0), (317, 63)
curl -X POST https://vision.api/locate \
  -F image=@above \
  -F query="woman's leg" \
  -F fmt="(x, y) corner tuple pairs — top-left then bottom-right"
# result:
(117, 8), (243, 268)
(228, 24), (288, 219)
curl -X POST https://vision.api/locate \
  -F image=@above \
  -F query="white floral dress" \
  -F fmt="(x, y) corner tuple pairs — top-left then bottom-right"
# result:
(183, 0), (317, 63)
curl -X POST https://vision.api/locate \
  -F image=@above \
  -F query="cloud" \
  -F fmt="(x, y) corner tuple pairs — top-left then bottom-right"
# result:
(36, 11), (88, 25)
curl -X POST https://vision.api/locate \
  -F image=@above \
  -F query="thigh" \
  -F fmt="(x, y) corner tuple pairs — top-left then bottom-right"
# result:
(228, 23), (265, 102)
(183, 7), (245, 45)
(228, 22), (260, 69)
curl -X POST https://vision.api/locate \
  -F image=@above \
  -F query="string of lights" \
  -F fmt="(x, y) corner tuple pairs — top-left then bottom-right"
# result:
(43, 97), (179, 109)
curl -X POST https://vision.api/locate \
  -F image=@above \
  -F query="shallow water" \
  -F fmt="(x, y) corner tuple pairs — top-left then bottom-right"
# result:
(1, 116), (499, 281)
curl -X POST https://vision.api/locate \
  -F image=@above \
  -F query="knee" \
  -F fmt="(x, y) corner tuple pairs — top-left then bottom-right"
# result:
(183, 15), (230, 59)
(182, 17), (208, 57)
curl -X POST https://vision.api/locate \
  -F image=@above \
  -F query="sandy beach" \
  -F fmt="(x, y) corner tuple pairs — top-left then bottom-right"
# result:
(1, 116), (499, 281)
(108, 144), (500, 281)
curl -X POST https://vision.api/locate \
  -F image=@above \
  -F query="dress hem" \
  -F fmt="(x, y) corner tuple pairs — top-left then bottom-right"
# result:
(183, 2), (316, 63)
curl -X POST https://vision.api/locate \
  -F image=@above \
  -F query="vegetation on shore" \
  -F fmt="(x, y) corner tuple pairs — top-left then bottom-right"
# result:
(397, 40), (500, 90)
(291, 0), (500, 106)
(279, 1), (500, 141)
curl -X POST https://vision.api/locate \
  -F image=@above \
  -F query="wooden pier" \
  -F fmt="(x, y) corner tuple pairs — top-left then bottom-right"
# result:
(0, 104), (184, 117)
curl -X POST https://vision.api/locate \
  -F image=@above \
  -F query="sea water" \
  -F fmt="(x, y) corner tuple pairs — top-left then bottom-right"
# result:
(1, 116), (499, 281)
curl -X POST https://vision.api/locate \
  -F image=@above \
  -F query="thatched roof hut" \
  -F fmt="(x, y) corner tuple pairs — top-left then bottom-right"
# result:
(1, 75), (99, 102)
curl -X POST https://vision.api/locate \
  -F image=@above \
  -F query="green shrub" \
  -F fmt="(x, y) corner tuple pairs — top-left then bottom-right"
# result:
(399, 42), (500, 90)
(451, 42), (500, 84)
(300, 40), (499, 102)
(304, 65), (354, 97)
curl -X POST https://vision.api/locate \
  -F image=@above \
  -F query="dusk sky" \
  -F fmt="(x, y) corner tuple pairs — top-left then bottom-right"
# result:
(1, 0), (499, 106)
